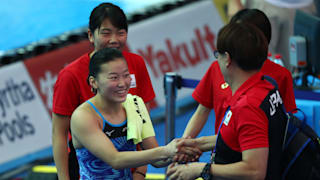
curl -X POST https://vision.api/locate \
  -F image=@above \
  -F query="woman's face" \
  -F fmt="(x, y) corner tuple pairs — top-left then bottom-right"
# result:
(89, 18), (128, 52)
(94, 58), (131, 103)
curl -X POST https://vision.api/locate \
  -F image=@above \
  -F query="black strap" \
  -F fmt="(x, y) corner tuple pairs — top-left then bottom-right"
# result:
(262, 75), (290, 150)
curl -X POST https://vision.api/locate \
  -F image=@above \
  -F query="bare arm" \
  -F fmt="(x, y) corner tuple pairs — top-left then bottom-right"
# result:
(194, 135), (216, 152)
(183, 104), (211, 138)
(168, 105), (211, 165)
(52, 113), (71, 180)
(140, 136), (171, 168)
(71, 109), (183, 170)
(167, 147), (268, 180)
(212, 148), (268, 179)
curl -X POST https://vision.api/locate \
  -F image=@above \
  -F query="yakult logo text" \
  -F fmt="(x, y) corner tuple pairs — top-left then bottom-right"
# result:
(136, 25), (216, 78)
(0, 79), (36, 145)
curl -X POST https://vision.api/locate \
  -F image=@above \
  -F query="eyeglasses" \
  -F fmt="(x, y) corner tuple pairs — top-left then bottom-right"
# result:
(213, 50), (219, 59)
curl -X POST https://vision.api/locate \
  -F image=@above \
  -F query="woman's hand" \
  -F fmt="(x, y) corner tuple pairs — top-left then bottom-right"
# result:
(166, 162), (204, 180)
(165, 138), (202, 162)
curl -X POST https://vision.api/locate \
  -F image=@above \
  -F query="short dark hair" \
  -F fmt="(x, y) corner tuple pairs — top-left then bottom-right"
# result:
(217, 23), (268, 71)
(88, 48), (125, 90)
(230, 9), (271, 44)
(89, 3), (128, 33)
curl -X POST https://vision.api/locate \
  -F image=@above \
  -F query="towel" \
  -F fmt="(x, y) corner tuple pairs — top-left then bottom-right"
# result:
(123, 94), (155, 144)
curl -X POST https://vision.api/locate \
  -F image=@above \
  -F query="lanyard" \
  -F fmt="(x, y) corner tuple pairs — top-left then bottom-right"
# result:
(211, 106), (230, 163)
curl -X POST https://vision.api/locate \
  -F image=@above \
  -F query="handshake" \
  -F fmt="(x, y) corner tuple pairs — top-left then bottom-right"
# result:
(161, 136), (215, 180)
(141, 136), (214, 179)
(164, 137), (203, 164)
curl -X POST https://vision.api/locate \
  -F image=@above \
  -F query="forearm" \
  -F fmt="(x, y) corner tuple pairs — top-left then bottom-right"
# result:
(52, 113), (71, 180)
(52, 136), (70, 180)
(183, 104), (210, 138)
(195, 135), (216, 152)
(183, 118), (203, 138)
(211, 162), (265, 180)
(108, 146), (170, 170)
(210, 148), (268, 180)
(186, 161), (264, 180)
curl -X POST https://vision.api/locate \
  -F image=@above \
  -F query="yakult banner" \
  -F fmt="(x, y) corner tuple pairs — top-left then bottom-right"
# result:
(0, 1), (224, 170)
(0, 62), (52, 164)
(22, 0), (224, 114)
(126, 0), (224, 105)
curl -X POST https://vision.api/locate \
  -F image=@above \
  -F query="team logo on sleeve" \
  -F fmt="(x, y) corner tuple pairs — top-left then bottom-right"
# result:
(130, 74), (136, 88)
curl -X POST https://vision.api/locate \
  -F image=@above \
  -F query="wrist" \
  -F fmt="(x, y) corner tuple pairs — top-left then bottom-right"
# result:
(163, 144), (176, 159)
(200, 163), (213, 180)
(198, 136), (215, 152)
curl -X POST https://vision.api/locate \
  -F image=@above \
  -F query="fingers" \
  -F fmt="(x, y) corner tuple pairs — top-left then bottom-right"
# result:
(174, 138), (197, 150)
(173, 151), (200, 164)
(174, 152), (187, 163)
(168, 138), (202, 163)
(173, 153), (188, 163)
(167, 164), (191, 180)
(178, 147), (202, 162)
(166, 163), (177, 177)
(176, 138), (196, 148)
(179, 146), (202, 156)
(166, 163), (184, 180)
(168, 138), (201, 164)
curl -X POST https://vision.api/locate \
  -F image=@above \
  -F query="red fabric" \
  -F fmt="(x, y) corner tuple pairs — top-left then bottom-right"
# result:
(220, 72), (271, 152)
(122, 51), (155, 104)
(192, 59), (296, 133)
(52, 51), (155, 116)
(261, 59), (296, 112)
(24, 40), (93, 115)
(192, 61), (231, 133)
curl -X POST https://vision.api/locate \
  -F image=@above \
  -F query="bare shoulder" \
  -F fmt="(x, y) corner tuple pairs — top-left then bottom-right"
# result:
(71, 102), (96, 129)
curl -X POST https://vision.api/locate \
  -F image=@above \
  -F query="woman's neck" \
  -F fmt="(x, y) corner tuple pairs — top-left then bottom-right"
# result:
(92, 94), (123, 114)
(228, 68), (258, 96)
